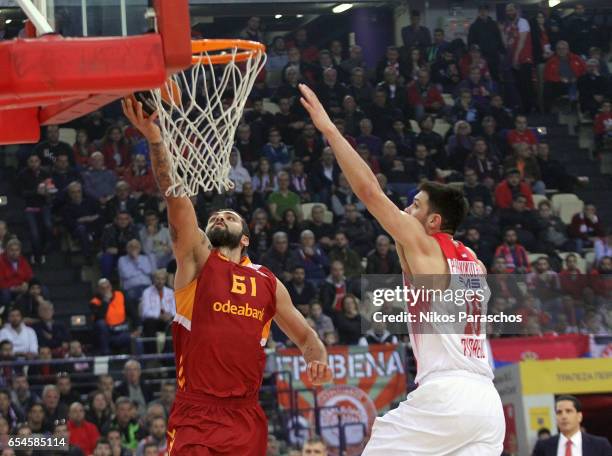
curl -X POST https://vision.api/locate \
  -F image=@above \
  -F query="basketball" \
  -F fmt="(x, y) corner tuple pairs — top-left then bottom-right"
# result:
(127, 78), (181, 117)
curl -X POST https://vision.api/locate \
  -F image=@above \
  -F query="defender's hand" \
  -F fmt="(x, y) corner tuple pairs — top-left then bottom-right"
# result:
(121, 98), (162, 143)
(307, 360), (333, 385)
(299, 84), (335, 135)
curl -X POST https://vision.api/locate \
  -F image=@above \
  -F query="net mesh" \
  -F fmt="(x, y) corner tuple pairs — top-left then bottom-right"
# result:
(151, 45), (266, 197)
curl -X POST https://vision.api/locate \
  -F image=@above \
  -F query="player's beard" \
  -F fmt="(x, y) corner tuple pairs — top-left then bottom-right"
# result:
(206, 225), (243, 250)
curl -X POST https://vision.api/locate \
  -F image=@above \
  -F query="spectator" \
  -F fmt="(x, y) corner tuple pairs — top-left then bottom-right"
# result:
(10, 374), (39, 418)
(310, 147), (340, 203)
(468, 4), (504, 81)
(335, 295), (365, 345)
(89, 279), (132, 355)
(110, 397), (141, 451)
(568, 203), (605, 253)
(262, 128), (290, 173)
(150, 382), (175, 419)
(234, 182), (264, 222)
(543, 41), (586, 111)
(0, 221), (12, 255)
(294, 124), (324, 172)
(406, 69), (445, 120)
(499, 194), (538, 250)
(139, 211), (172, 269)
(67, 402), (100, 456)
(100, 126), (130, 173)
(565, 4), (599, 56)
(0, 239), (33, 307)
(0, 388), (23, 433)
(61, 181), (102, 260)
(375, 47), (408, 85)
(274, 97), (305, 146)
(465, 140), (501, 186)
(302, 204), (335, 250)
(366, 91), (400, 140)
(28, 346), (58, 385)
(86, 391), (112, 435)
(337, 203), (375, 257)
(32, 125), (74, 168)
(487, 96), (515, 132)
(537, 143), (587, 193)
(329, 232), (362, 279)
(273, 66), (301, 106)
(260, 232), (299, 283)
(577, 58), (609, 117)
(52, 152), (81, 193)
(103, 181), (140, 225)
(355, 119), (382, 156)
(13, 278), (48, 325)
(53, 419), (86, 456)
(267, 172), (301, 223)
(462, 227), (495, 270)
(41, 384), (68, 430)
(457, 65), (495, 111)
(316, 67), (348, 116)
(296, 230), (328, 286)
(92, 438), (113, 456)
(66, 340), (92, 377)
(135, 416), (167, 456)
(99, 211), (139, 278)
(446, 121), (476, 171)
(302, 436), (328, 456)
(118, 239), (154, 302)
(251, 157), (278, 195)
(594, 230), (612, 267)
(32, 301), (70, 353)
(72, 129), (96, 169)
(122, 154), (156, 197)
(594, 101), (612, 149)
(559, 253), (589, 299)
(26, 402), (48, 434)
(495, 168), (534, 209)
(527, 256), (561, 303)
(366, 235), (402, 275)
(319, 261), (358, 315)
(0, 308), (37, 358)
(507, 115), (539, 155)
(502, 3), (535, 113)
(505, 143), (544, 194)
(265, 36), (289, 90)
(116, 360), (153, 418)
(426, 28), (450, 62)
(450, 90), (481, 130)
(288, 160), (311, 203)
(140, 270), (175, 353)
(459, 44), (491, 80)
(416, 116), (445, 166)
(234, 124), (260, 168)
(309, 302), (334, 341)
(274, 208), (302, 245)
(359, 321), (398, 346)
(239, 16), (262, 42)
(81, 152), (118, 205)
(347, 69), (374, 115)
(495, 228), (531, 273)
(376, 67), (407, 112)
(535, 200), (571, 251)
(331, 175), (364, 218)
(18, 154), (54, 265)
(401, 10), (431, 53)
(57, 372), (80, 407)
(431, 48), (462, 92)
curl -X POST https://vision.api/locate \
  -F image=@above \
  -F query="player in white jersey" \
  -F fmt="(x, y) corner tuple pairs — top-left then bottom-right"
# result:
(299, 84), (504, 455)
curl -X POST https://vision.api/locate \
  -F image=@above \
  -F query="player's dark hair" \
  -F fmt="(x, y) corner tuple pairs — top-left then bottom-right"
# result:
(556, 395), (582, 412)
(537, 428), (551, 437)
(418, 181), (467, 234)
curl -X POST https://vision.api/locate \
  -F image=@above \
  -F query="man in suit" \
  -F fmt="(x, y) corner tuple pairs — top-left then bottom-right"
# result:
(532, 395), (612, 456)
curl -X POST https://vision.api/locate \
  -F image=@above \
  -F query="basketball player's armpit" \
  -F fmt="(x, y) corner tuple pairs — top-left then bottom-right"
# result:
(149, 141), (173, 194)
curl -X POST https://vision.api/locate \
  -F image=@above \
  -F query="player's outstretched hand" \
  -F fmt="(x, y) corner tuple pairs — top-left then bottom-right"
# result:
(299, 84), (335, 135)
(307, 360), (334, 386)
(121, 97), (162, 143)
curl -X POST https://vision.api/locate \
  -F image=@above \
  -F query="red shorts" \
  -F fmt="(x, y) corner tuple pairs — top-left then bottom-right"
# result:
(167, 390), (267, 456)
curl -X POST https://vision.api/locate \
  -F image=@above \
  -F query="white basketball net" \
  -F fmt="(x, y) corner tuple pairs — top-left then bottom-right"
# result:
(151, 46), (266, 197)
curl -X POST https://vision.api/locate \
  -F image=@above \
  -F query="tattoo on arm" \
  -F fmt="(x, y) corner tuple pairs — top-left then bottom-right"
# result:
(149, 141), (173, 195)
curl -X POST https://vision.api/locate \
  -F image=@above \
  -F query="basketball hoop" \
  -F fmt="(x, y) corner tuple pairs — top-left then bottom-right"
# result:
(151, 39), (266, 198)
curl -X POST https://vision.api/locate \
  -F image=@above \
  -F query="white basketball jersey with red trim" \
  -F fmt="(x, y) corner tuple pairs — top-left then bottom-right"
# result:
(406, 233), (493, 384)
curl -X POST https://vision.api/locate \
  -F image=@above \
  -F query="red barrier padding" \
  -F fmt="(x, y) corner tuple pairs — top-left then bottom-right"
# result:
(0, 108), (41, 144)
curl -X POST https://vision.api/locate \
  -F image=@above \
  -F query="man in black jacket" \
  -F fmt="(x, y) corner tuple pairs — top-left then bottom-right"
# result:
(532, 395), (612, 456)
(468, 4), (505, 81)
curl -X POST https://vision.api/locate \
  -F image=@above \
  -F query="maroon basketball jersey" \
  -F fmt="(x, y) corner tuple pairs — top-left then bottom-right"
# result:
(172, 251), (277, 398)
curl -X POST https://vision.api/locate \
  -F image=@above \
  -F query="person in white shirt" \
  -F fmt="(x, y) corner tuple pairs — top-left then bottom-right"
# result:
(228, 148), (251, 193)
(139, 211), (173, 269)
(118, 239), (154, 301)
(139, 269), (175, 353)
(532, 395), (612, 456)
(0, 307), (38, 358)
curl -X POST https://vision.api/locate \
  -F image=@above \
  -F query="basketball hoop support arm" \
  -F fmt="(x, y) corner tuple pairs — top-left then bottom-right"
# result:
(15, 0), (54, 35)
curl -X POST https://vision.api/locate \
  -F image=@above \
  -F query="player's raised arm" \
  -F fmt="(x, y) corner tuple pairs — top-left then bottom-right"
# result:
(273, 280), (333, 385)
(122, 99), (211, 282)
(299, 84), (435, 255)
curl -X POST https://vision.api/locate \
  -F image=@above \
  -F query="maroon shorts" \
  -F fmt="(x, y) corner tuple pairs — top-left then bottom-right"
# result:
(167, 390), (267, 456)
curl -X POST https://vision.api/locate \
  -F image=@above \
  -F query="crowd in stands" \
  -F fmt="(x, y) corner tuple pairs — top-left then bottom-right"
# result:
(0, 3), (612, 454)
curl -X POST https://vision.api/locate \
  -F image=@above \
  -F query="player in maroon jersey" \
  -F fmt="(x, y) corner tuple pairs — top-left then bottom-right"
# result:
(122, 99), (333, 456)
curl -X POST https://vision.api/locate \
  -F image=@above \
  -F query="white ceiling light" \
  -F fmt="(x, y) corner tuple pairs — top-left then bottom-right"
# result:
(548, 0), (560, 6)
(296, 14), (303, 18)
(5, 19), (12, 24)
(274, 14), (283, 19)
(332, 3), (353, 14)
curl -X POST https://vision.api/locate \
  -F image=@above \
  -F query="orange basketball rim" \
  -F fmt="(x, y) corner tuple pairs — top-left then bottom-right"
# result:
(190, 39), (266, 65)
